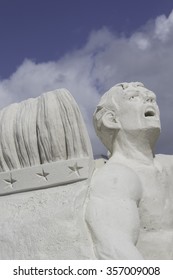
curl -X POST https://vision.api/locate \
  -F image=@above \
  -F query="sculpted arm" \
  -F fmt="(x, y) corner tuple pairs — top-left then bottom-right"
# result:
(85, 163), (143, 259)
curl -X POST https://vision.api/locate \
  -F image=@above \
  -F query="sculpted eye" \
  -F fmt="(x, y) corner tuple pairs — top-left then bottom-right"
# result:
(129, 95), (139, 101)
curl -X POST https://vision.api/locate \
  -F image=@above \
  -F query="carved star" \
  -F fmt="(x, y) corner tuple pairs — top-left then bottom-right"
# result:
(36, 169), (49, 181)
(4, 173), (17, 189)
(68, 162), (83, 177)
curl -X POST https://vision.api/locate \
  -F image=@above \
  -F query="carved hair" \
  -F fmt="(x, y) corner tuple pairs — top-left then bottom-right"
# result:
(0, 89), (92, 172)
(93, 82), (144, 153)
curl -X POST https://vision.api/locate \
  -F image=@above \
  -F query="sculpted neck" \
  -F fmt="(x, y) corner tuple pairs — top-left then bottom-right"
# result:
(111, 128), (160, 165)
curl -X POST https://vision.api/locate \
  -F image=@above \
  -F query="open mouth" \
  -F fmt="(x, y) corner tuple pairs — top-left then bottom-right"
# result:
(144, 109), (155, 117)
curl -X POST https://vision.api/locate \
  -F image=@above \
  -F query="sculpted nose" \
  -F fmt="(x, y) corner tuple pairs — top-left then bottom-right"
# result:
(143, 95), (155, 104)
(145, 98), (154, 103)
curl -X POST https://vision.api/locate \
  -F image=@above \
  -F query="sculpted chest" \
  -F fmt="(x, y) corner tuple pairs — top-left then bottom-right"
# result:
(135, 162), (173, 259)
(136, 164), (173, 230)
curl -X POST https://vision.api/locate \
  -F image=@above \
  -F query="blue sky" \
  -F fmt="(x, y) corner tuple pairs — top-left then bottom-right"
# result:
(0, 0), (172, 78)
(0, 0), (173, 156)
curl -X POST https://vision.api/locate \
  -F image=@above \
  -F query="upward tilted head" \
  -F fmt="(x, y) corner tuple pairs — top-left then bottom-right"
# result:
(93, 82), (161, 153)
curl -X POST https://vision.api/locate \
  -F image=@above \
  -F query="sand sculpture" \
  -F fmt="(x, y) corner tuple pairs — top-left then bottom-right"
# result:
(0, 82), (173, 259)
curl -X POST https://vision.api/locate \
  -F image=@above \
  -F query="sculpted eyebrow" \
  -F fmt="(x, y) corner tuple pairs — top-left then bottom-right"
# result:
(125, 90), (140, 97)
(145, 92), (156, 99)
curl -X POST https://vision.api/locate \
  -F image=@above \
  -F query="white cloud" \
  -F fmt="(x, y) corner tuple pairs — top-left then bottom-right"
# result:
(130, 33), (150, 50)
(1, 10), (173, 155)
(154, 10), (173, 41)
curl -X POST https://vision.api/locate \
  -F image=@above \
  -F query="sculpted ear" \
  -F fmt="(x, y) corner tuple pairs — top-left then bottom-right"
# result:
(102, 111), (120, 130)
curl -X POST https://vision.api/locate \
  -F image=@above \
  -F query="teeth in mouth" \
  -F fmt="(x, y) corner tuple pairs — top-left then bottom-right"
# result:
(145, 110), (155, 117)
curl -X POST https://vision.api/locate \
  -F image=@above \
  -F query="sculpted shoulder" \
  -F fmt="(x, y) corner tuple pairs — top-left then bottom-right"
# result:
(155, 154), (173, 182)
(155, 154), (173, 170)
(90, 161), (142, 202)
(155, 154), (173, 166)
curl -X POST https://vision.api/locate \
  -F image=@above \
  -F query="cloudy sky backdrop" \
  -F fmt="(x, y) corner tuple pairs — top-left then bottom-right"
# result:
(0, 0), (173, 156)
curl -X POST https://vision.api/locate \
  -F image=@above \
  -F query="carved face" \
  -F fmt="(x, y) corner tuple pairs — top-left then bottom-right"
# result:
(114, 84), (161, 131)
